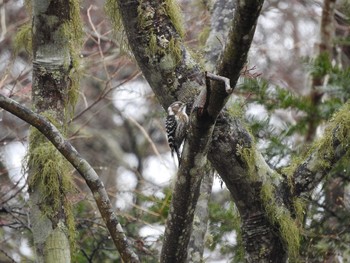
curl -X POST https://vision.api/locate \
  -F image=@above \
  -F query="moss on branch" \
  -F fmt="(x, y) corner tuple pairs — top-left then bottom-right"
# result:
(261, 183), (300, 262)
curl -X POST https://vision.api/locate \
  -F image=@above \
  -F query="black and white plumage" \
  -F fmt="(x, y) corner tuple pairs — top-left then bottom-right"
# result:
(165, 101), (189, 164)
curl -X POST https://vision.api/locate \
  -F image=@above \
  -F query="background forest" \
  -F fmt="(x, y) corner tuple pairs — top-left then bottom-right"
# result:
(1, 0), (350, 262)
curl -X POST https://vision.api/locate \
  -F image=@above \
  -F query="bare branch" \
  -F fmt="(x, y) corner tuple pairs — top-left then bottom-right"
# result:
(71, 71), (141, 122)
(208, 0), (264, 118)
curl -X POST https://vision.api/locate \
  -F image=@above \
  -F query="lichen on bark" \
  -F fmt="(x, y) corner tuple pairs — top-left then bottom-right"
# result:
(27, 118), (77, 252)
(260, 183), (300, 261)
(29, 0), (83, 257)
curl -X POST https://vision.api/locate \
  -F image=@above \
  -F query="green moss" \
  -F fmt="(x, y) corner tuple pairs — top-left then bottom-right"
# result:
(65, 199), (77, 252)
(13, 0), (32, 54)
(278, 212), (300, 260)
(147, 34), (182, 69)
(69, 0), (83, 45)
(281, 157), (301, 178)
(14, 23), (32, 55)
(326, 102), (350, 145)
(261, 183), (300, 261)
(188, 48), (205, 69)
(293, 198), (305, 224)
(53, 0), (83, 114)
(164, 0), (185, 37)
(227, 98), (245, 119)
(105, 0), (130, 54)
(260, 182), (274, 206)
(281, 156), (304, 191)
(137, 2), (155, 29)
(149, 33), (158, 55)
(159, 54), (176, 72)
(68, 0), (83, 104)
(198, 26), (210, 46)
(168, 37), (182, 64)
(304, 102), (350, 173)
(27, 118), (76, 251)
(28, 138), (73, 206)
(105, 0), (123, 30)
(137, 0), (184, 37)
(238, 146), (257, 179)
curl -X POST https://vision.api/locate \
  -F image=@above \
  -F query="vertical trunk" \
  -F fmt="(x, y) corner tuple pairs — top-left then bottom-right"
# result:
(187, 169), (213, 262)
(29, 0), (81, 261)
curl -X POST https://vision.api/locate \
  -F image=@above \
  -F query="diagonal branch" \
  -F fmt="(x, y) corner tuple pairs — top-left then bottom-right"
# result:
(209, 0), (264, 117)
(293, 103), (350, 199)
(113, 0), (276, 261)
(0, 94), (140, 263)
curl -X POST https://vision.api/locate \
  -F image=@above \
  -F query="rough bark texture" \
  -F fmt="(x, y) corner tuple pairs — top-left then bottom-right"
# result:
(114, 0), (286, 262)
(204, 0), (235, 72)
(187, 167), (213, 263)
(115, 0), (203, 108)
(30, 0), (74, 261)
(160, 101), (223, 263)
(293, 105), (350, 199)
(209, 114), (286, 262)
(186, 2), (235, 261)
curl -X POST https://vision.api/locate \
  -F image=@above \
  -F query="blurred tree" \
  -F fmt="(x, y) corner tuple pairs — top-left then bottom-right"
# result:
(1, 0), (350, 262)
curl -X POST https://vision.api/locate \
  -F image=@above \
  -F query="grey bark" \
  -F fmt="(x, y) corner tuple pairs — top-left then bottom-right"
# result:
(205, 0), (236, 72)
(187, 169), (213, 263)
(30, 0), (75, 261)
(115, 0), (281, 262)
(187, 1), (235, 261)
(114, 0), (284, 261)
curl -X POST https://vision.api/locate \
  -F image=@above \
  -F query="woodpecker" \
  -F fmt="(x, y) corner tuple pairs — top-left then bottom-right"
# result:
(165, 101), (189, 164)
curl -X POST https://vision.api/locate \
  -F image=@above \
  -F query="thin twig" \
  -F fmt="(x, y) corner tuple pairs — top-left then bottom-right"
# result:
(127, 116), (164, 162)
(87, 5), (110, 80)
(71, 71), (140, 123)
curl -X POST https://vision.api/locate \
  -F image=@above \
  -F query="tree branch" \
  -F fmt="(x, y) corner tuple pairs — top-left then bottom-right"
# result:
(187, 1), (236, 259)
(204, 0), (235, 72)
(210, 0), (264, 117)
(187, 169), (213, 263)
(293, 103), (350, 199)
(160, 72), (232, 262)
(114, 0), (285, 261)
(0, 94), (140, 263)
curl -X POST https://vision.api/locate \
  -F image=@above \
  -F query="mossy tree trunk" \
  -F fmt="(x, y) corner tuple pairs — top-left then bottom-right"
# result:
(112, 0), (287, 262)
(110, 0), (350, 262)
(1, 0), (349, 261)
(29, 0), (81, 262)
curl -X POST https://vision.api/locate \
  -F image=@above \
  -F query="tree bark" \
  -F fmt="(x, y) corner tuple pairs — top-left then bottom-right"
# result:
(187, 168), (213, 263)
(2, 0), (349, 262)
(29, 0), (77, 261)
(114, 0), (284, 261)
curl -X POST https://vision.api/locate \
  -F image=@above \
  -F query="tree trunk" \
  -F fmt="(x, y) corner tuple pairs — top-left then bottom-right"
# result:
(29, 0), (81, 261)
